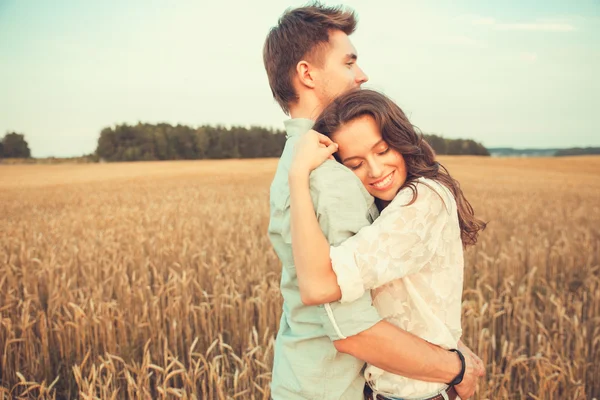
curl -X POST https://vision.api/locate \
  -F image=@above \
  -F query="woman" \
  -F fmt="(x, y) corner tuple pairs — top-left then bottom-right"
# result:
(288, 90), (486, 399)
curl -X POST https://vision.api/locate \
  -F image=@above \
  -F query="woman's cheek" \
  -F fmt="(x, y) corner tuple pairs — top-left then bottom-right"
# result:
(392, 152), (406, 170)
(356, 171), (369, 187)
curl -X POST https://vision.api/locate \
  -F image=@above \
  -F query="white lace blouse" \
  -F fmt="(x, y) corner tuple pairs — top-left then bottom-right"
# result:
(329, 177), (464, 398)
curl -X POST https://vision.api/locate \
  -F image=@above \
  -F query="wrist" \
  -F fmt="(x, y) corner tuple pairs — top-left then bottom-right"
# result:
(447, 349), (466, 386)
(288, 167), (310, 182)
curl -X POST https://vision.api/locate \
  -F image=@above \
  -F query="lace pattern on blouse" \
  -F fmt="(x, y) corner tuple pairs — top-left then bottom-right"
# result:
(329, 177), (465, 398)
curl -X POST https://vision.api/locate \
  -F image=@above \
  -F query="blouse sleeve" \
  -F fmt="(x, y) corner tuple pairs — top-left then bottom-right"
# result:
(330, 180), (453, 303)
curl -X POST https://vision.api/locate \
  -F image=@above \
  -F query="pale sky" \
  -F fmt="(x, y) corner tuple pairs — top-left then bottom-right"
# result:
(1, 0), (599, 157)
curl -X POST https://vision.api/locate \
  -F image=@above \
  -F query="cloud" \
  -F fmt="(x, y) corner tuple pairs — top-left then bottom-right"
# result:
(496, 22), (575, 32)
(467, 15), (575, 32)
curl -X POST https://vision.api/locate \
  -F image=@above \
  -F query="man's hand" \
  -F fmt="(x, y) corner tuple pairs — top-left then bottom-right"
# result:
(454, 341), (485, 399)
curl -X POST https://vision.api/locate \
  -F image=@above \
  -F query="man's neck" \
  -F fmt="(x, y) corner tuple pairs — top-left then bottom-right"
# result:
(288, 98), (323, 121)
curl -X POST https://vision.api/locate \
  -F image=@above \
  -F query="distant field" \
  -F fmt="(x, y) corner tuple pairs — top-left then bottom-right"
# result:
(1, 157), (599, 399)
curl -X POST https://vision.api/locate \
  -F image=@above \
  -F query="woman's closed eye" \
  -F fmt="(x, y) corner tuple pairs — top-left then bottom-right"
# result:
(347, 149), (388, 170)
(348, 162), (363, 170)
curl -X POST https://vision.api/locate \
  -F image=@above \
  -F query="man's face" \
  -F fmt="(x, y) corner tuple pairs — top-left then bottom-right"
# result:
(314, 30), (369, 106)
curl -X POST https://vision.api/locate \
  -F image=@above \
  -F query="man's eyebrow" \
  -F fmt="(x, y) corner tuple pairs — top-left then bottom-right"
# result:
(344, 53), (358, 61)
(342, 140), (386, 163)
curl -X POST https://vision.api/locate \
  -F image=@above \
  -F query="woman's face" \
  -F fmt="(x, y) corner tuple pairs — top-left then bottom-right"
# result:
(332, 115), (407, 202)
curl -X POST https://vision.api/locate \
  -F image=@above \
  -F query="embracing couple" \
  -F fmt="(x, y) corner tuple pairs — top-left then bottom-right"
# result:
(264, 4), (486, 400)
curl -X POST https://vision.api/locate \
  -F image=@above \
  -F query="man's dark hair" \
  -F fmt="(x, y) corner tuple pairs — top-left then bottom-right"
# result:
(263, 3), (357, 115)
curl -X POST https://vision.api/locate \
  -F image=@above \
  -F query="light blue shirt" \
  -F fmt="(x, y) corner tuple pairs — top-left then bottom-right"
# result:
(268, 119), (382, 399)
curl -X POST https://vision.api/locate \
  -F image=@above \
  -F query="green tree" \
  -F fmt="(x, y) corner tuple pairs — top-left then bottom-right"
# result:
(2, 132), (31, 158)
(446, 139), (466, 155)
(464, 139), (490, 156)
(194, 127), (209, 159)
(96, 127), (118, 161)
(424, 134), (448, 155)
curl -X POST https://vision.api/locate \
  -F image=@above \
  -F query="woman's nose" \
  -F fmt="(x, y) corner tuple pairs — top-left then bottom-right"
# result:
(368, 160), (383, 178)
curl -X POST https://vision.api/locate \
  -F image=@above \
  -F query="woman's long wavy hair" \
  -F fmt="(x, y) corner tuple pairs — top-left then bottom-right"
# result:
(313, 89), (486, 247)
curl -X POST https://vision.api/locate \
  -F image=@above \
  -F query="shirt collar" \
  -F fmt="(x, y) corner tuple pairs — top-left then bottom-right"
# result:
(283, 118), (314, 138)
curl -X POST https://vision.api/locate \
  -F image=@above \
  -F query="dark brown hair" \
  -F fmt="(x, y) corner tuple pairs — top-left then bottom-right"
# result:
(263, 3), (357, 115)
(314, 89), (486, 247)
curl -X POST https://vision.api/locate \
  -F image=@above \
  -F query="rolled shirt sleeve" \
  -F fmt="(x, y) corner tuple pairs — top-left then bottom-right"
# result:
(320, 292), (382, 340)
(330, 180), (452, 303)
(309, 160), (383, 340)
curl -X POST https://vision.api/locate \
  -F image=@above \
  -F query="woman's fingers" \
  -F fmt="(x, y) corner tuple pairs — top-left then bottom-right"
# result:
(319, 141), (338, 161)
(324, 141), (338, 155)
(316, 133), (337, 158)
(317, 133), (334, 146)
(291, 129), (339, 172)
(308, 129), (335, 147)
(318, 143), (336, 160)
(313, 130), (337, 158)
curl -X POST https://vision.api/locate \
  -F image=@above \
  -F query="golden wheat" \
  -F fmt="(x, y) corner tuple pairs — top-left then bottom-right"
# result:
(1, 157), (599, 399)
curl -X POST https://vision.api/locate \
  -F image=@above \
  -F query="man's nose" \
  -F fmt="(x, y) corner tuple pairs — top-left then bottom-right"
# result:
(356, 66), (368, 85)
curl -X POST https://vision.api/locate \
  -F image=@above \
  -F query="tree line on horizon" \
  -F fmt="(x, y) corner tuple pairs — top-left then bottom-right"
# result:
(95, 123), (287, 161)
(555, 147), (600, 156)
(93, 123), (491, 161)
(1, 126), (492, 161)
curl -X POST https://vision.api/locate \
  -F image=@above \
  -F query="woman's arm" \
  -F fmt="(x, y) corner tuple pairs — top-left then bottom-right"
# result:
(290, 174), (453, 306)
(331, 181), (452, 303)
(288, 170), (342, 305)
(288, 130), (344, 305)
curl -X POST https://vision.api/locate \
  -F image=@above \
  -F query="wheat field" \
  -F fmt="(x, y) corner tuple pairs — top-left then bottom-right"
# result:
(1, 156), (599, 399)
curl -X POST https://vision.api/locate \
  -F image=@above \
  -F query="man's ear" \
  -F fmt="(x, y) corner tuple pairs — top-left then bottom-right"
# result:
(296, 60), (316, 89)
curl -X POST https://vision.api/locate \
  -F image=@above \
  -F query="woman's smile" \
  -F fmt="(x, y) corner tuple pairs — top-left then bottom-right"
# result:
(370, 170), (396, 191)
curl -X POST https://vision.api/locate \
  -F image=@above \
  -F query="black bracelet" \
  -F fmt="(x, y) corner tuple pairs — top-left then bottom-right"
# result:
(447, 348), (466, 386)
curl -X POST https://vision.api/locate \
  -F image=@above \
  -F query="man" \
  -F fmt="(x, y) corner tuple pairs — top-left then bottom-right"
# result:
(264, 4), (484, 400)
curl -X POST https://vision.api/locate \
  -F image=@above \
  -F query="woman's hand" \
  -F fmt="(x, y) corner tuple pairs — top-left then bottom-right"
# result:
(458, 339), (485, 374)
(455, 339), (485, 399)
(290, 129), (338, 177)
(287, 129), (343, 306)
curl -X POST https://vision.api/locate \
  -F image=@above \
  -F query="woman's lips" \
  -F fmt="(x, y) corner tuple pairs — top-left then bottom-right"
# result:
(370, 170), (395, 191)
